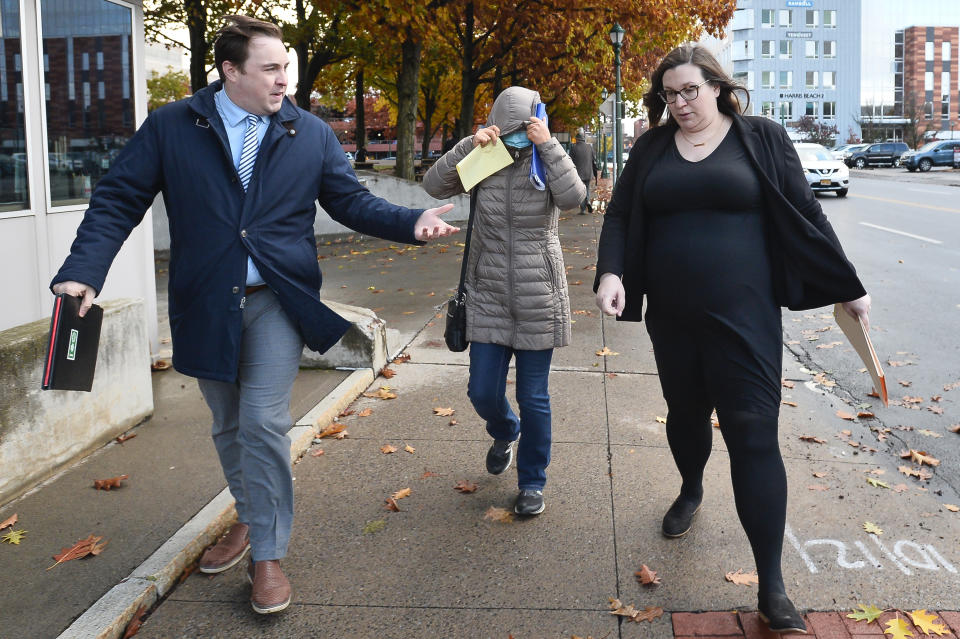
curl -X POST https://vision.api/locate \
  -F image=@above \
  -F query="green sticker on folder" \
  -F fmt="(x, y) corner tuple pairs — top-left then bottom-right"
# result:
(455, 138), (514, 191)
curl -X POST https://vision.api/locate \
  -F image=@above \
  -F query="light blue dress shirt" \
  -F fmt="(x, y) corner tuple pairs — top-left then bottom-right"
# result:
(214, 89), (268, 287)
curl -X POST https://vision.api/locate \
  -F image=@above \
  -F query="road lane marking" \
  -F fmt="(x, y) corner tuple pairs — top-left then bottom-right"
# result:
(858, 222), (943, 244)
(850, 192), (960, 214)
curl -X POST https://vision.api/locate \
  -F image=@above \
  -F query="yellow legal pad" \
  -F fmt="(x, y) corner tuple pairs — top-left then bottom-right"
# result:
(456, 138), (514, 191)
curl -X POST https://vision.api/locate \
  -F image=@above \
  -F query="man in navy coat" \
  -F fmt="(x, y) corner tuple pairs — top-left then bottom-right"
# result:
(51, 15), (457, 614)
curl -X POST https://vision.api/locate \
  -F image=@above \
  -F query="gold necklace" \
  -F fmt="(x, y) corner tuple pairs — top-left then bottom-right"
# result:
(678, 121), (723, 148)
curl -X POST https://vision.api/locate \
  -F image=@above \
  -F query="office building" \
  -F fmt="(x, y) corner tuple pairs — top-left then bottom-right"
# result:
(896, 26), (959, 137)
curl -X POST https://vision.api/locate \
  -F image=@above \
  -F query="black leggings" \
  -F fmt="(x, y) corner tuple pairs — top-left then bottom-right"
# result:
(648, 312), (787, 596)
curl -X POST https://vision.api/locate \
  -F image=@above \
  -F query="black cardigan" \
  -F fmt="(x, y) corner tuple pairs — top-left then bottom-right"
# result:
(593, 114), (866, 321)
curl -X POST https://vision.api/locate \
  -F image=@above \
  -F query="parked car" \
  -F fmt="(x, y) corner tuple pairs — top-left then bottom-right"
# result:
(830, 143), (859, 160)
(794, 142), (849, 197)
(900, 140), (960, 172)
(843, 142), (909, 168)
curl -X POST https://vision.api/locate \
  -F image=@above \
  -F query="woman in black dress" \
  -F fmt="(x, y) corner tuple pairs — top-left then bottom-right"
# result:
(594, 44), (871, 633)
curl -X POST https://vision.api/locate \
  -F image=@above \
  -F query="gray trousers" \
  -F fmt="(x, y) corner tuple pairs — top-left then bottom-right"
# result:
(197, 289), (303, 561)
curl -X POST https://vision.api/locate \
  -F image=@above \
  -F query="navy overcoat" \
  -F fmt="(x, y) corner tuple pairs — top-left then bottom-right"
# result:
(52, 81), (423, 382)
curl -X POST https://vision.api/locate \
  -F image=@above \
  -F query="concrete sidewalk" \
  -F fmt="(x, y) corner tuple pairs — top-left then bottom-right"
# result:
(3, 200), (960, 639)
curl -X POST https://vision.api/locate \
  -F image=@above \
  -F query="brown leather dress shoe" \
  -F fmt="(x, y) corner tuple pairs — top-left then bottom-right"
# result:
(198, 523), (250, 574)
(248, 559), (292, 614)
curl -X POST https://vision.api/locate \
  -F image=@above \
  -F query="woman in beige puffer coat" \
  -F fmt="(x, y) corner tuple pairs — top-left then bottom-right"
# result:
(423, 86), (584, 516)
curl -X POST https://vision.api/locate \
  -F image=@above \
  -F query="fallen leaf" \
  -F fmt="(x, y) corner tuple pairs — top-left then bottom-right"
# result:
(808, 485), (830, 491)
(847, 604), (885, 623)
(899, 380), (913, 387)
(357, 408), (373, 417)
(381, 367), (397, 379)
(900, 449), (940, 466)
(310, 449), (325, 457)
(384, 498), (400, 512)
(318, 423), (347, 438)
(917, 429), (942, 438)
(0, 514), (17, 530)
(49, 534), (107, 569)
(338, 409), (355, 417)
(334, 430), (349, 440)
(724, 569), (759, 586)
(931, 395), (942, 402)
(454, 480), (478, 493)
(483, 506), (514, 523)
(595, 346), (619, 356)
(858, 412), (876, 419)
(883, 616), (913, 639)
(115, 433), (137, 444)
(404, 445), (416, 454)
(381, 444), (398, 454)
(421, 471), (440, 479)
(867, 468), (886, 476)
(909, 610), (948, 636)
(863, 521), (883, 535)
(927, 406), (944, 415)
(150, 360), (171, 371)
(836, 410), (856, 421)
(433, 407), (455, 416)
(635, 564), (661, 585)
(866, 477), (890, 489)
(799, 435), (826, 444)
(93, 474), (129, 491)
(944, 504), (959, 513)
(631, 606), (665, 623)
(122, 605), (147, 639)
(891, 484), (909, 493)
(393, 353), (411, 364)
(363, 387), (397, 400)
(782, 401), (798, 407)
(655, 416), (667, 424)
(888, 360), (913, 367)
(608, 598), (639, 618)
(813, 471), (827, 478)
(449, 419), (458, 426)
(1, 529), (27, 545)
(950, 424), (960, 434)
(781, 379), (796, 389)
(391, 488), (411, 500)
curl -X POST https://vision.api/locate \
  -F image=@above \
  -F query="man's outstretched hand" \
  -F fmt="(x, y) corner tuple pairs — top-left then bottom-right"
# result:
(415, 203), (460, 241)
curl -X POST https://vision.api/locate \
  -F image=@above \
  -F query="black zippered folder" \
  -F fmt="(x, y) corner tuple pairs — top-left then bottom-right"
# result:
(41, 293), (103, 391)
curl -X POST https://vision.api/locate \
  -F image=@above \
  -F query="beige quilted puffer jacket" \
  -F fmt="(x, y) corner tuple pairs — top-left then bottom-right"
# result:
(422, 87), (585, 350)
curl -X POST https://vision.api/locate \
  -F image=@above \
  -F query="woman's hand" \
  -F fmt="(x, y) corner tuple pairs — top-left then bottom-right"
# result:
(473, 125), (500, 147)
(841, 293), (872, 331)
(525, 116), (550, 145)
(595, 273), (625, 317)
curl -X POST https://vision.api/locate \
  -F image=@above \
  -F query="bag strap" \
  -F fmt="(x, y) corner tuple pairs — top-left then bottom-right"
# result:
(455, 189), (478, 299)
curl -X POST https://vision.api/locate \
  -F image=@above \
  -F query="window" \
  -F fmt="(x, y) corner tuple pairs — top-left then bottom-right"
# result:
(805, 10), (818, 28)
(823, 10), (836, 28)
(733, 71), (754, 90)
(823, 71), (836, 89)
(926, 71), (934, 91)
(0, 2), (30, 212)
(762, 101), (775, 117)
(779, 71), (793, 88)
(761, 40), (775, 58)
(780, 101), (793, 119)
(761, 9), (775, 27)
(944, 42), (952, 61)
(824, 102), (836, 119)
(779, 10), (792, 28)
(805, 102), (819, 117)
(805, 40), (818, 58)
(926, 42), (934, 61)
(806, 71), (819, 89)
(762, 71), (776, 89)
(41, 0), (136, 207)
(925, 101), (934, 119)
(943, 72), (951, 117)
(780, 40), (793, 59)
(824, 41), (836, 58)
(733, 39), (754, 60)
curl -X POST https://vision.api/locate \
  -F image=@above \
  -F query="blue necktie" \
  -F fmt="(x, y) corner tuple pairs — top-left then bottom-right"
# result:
(237, 114), (260, 190)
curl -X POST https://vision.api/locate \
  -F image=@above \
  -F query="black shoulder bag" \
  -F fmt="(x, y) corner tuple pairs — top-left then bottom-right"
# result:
(444, 189), (478, 352)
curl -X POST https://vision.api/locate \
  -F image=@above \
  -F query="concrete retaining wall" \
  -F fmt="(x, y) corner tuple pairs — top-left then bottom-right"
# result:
(151, 171), (469, 251)
(0, 299), (153, 505)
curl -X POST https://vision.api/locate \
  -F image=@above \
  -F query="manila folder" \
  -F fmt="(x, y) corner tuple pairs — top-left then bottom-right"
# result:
(833, 303), (888, 406)
(456, 138), (513, 191)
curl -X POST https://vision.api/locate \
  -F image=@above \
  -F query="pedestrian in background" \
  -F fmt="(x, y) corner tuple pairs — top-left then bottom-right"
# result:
(51, 15), (456, 615)
(594, 44), (871, 633)
(423, 86), (584, 516)
(569, 127), (599, 214)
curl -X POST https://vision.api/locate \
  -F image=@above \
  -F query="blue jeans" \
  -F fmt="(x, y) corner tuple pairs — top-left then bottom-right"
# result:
(197, 289), (303, 561)
(467, 342), (553, 490)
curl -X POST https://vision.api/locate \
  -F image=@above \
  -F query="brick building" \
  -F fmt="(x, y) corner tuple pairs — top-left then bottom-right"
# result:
(896, 26), (960, 136)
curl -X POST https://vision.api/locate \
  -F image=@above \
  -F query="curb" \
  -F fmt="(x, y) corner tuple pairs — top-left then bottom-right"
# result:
(56, 368), (376, 639)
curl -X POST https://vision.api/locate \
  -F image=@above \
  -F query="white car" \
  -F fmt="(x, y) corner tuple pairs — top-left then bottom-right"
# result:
(794, 142), (849, 198)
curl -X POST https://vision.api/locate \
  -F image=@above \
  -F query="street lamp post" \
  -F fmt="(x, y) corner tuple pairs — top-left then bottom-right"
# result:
(600, 87), (609, 179)
(610, 23), (625, 184)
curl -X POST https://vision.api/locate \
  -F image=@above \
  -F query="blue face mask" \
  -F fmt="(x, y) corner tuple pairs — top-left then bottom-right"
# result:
(501, 130), (532, 148)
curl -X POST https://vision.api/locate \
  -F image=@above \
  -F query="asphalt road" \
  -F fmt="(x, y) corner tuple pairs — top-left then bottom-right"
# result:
(782, 171), (960, 496)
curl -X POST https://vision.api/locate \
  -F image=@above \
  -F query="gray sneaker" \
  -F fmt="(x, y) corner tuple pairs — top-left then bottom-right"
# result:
(486, 439), (514, 475)
(514, 489), (545, 515)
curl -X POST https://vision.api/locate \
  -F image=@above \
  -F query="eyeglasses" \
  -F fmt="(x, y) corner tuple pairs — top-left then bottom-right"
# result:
(658, 80), (711, 104)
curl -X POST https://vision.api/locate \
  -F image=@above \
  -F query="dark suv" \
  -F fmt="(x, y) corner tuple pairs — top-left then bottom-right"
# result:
(844, 142), (910, 168)
(900, 140), (960, 172)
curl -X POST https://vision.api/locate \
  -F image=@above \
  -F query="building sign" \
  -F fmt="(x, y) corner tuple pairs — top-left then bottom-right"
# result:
(786, 31), (813, 38)
(779, 92), (826, 99)
(786, 0), (813, 6)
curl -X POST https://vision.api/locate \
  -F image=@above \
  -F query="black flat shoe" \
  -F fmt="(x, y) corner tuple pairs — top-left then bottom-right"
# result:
(758, 592), (807, 634)
(661, 494), (702, 538)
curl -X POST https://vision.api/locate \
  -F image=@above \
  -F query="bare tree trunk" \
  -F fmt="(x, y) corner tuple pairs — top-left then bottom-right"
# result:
(355, 68), (366, 157)
(186, 0), (208, 92)
(396, 30), (421, 180)
(457, 2), (476, 140)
